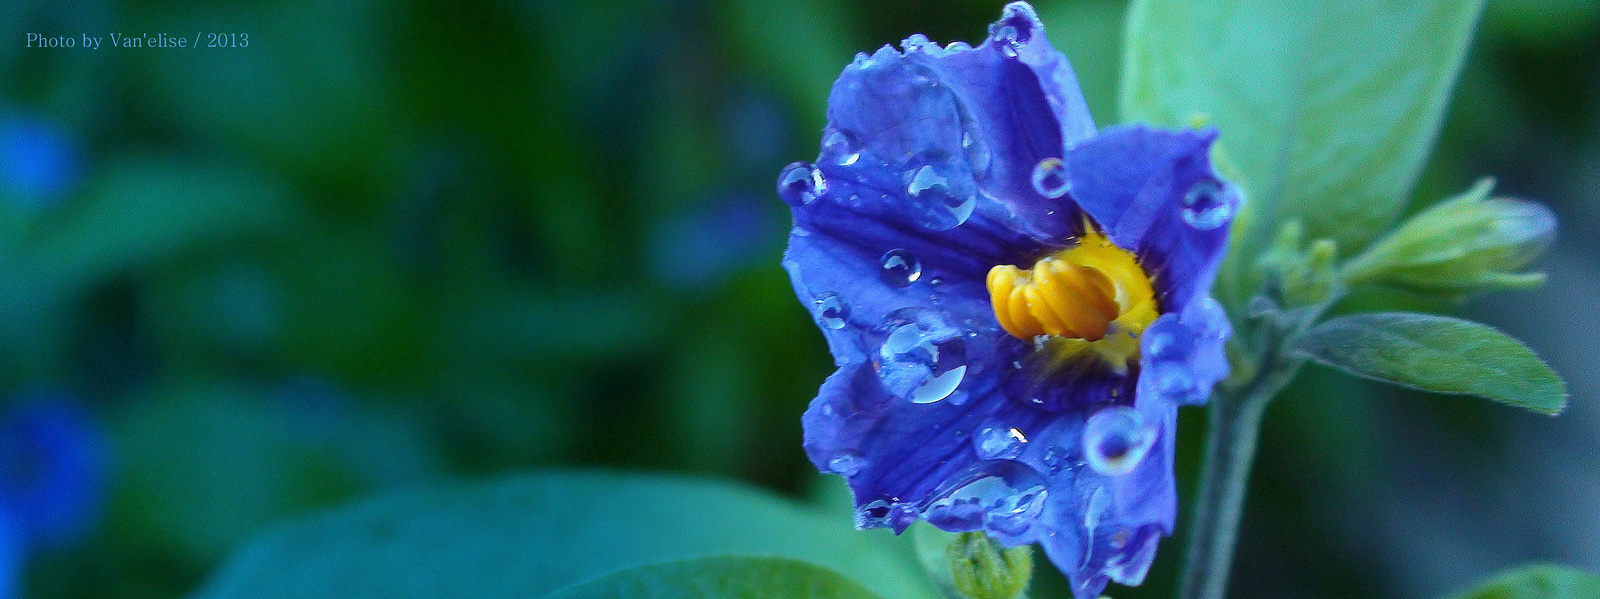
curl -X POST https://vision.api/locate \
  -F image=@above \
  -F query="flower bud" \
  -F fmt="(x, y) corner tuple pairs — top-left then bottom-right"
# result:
(1341, 178), (1555, 294)
(946, 531), (1033, 599)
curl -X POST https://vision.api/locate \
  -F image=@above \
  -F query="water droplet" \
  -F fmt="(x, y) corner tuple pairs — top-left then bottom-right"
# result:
(858, 499), (893, 526)
(1151, 361), (1195, 398)
(879, 249), (922, 287)
(991, 24), (1021, 58)
(1142, 328), (1180, 361)
(922, 460), (1048, 535)
(901, 33), (932, 52)
(814, 292), (848, 329)
(778, 162), (825, 207)
(1083, 406), (1157, 476)
(1031, 158), (1070, 199)
(1102, 528), (1161, 584)
(878, 310), (968, 404)
(1181, 179), (1235, 230)
(960, 118), (992, 176)
(1079, 485), (1111, 567)
(821, 129), (860, 167)
(904, 165), (975, 230)
(975, 425), (1027, 459)
(829, 452), (864, 477)
(1042, 445), (1070, 475)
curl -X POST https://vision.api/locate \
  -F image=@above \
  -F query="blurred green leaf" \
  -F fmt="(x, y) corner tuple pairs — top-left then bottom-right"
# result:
(1295, 312), (1566, 413)
(191, 471), (938, 599)
(724, 0), (854, 131)
(1120, 0), (1484, 252)
(131, 0), (397, 181)
(543, 556), (885, 599)
(15, 155), (294, 299)
(110, 378), (441, 566)
(1446, 564), (1600, 599)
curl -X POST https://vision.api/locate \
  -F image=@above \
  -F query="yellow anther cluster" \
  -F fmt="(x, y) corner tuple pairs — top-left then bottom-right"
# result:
(986, 229), (1158, 346)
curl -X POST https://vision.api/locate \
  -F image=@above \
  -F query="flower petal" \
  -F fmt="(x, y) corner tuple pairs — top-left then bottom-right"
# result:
(1066, 124), (1240, 313)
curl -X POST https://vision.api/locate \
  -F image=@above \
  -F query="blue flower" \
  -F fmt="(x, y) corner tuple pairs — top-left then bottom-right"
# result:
(0, 395), (108, 553)
(0, 508), (19, 599)
(778, 3), (1236, 597)
(0, 110), (80, 209)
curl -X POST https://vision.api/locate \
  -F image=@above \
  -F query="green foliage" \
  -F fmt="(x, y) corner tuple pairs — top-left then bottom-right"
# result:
(12, 155), (295, 300)
(1251, 221), (1339, 310)
(1447, 564), (1600, 599)
(1121, 0), (1485, 264)
(1341, 178), (1555, 295)
(543, 556), (885, 599)
(1295, 313), (1566, 414)
(110, 378), (441, 565)
(190, 471), (938, 599)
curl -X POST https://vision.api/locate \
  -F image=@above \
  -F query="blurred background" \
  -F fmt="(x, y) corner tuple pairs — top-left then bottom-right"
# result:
(0, 0), (1594, 598)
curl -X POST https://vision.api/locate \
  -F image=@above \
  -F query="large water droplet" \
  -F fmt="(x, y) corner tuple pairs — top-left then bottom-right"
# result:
(921, 460), (1048, 535)
(778, 162), (825, 207)
(1181, 179), (1235, 230)
(879, 249), (922, 287)
(822, 129), (860, 167)
(1031, 158), (1070, 199)
(814, 292), (849, 329)
(975, 425), (1027, 460)
(904, 165), (975, 230)
(1083, 406), (1157, 476)
(829, 452), (864, 477)
(877, 309), (968, 403)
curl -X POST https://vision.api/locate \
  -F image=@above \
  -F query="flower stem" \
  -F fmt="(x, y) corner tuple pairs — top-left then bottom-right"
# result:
(1177, 359), (1298, 599)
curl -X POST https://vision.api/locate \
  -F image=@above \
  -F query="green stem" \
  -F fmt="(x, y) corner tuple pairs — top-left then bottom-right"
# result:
(1177, 358), (1299, 599)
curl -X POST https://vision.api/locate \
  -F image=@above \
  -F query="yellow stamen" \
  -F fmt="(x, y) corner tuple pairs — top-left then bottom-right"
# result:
(986, 225), (1159, 366)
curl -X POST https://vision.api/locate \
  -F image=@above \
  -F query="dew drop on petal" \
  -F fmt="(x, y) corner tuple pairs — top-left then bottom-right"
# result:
(1083, 406), (1157, 476)
(879, 249), (922, 287)
(778, 162), (826, 207)
(1102, 528), (1161, 585)
(991, 24), (1021, 58)
(922, 460), (1047, 535)
(1181, 178), (1235, 230)
(822, 129), (860, 166)
(975, 425), (1027, 460)
(905, 165), (975, 230)
(1031, 157), (1070, 199)
(1042, 445), (1070, 475)
(1079, 485), (1111, 568)
(1152, 362), (1195, 397)
(878, 309), (968, 404)
(814, 292), (848, 329)
(829, 452), (864, 477)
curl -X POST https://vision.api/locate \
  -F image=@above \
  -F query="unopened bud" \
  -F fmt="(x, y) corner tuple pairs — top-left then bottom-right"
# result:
(1342, 178), (1555, 294)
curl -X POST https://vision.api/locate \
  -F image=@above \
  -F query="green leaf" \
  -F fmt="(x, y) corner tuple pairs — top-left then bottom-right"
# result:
(1447, 564), (1600, 599)
(1295, 312), (1566, 414)
(13, 155), (295, 299)
(1120, 0), (1485, 252)
(543, 556), (884, 599)
(190, 471), (938, 599)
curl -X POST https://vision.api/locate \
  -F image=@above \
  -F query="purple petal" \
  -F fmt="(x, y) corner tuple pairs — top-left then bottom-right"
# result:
(1066, 124), (1240, 313)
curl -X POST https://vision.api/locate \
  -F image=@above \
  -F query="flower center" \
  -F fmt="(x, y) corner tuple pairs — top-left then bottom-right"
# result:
(986, 227), (1158, 358)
